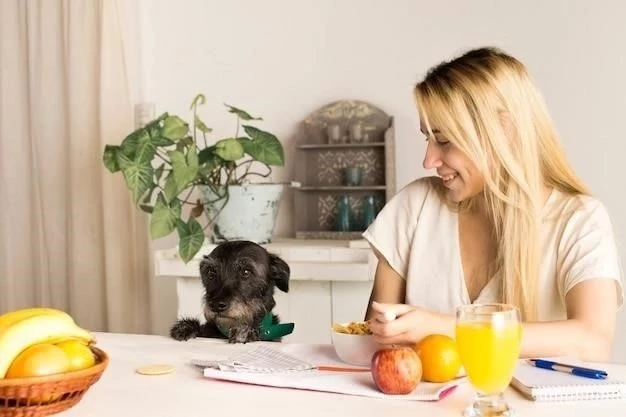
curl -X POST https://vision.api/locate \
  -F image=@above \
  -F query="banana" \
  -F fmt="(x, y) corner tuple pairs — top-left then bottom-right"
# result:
(0, 314), (94, 378)
(49, 335), (93, 346)
(0, 307), (74, 335)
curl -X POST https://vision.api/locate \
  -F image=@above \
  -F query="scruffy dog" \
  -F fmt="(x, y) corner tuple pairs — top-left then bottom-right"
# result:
(169, 240), (290, 344)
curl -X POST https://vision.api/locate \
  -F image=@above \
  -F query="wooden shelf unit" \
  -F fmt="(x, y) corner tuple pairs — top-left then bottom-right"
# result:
(292, 100), (396, 240)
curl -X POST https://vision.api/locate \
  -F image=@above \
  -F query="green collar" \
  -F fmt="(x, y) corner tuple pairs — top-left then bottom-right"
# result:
(217, 313), (294, 341)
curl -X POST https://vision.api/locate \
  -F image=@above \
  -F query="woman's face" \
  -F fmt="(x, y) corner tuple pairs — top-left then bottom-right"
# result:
(420, 121), (485, 202)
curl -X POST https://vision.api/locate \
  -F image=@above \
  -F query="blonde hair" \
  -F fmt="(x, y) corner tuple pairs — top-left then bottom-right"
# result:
(414, 47), (589, 320)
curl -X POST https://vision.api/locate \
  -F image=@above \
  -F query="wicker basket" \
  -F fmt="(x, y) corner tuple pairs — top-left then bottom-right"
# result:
(0, 347), (109, 417)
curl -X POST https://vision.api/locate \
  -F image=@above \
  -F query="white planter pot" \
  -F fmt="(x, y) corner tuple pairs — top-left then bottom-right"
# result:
(199, 183), (284, 244)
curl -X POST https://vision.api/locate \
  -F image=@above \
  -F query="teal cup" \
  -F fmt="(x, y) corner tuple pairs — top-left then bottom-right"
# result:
(344, 167), (363, 186)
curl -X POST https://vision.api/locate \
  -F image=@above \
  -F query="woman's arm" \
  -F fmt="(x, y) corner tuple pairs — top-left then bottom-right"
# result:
(369, 278), (620, 362)
(364, 253), (406, 320)
(521, 278), (618, 361)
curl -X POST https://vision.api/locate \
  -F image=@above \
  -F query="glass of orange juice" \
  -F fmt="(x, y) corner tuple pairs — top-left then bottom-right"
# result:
(455, 303), (522, 417)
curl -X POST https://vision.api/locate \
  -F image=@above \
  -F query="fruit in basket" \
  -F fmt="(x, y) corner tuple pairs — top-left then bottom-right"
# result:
(5, 343), (72, 403)
(56, 340), (96, 371)
(371, 346), (422, 394)
(0, 313), (94, 378)
(6, 343), (71, 378)
(413, 334), (462, 383)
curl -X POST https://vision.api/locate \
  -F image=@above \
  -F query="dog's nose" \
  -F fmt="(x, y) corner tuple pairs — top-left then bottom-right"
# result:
(212, 301), (228, 312)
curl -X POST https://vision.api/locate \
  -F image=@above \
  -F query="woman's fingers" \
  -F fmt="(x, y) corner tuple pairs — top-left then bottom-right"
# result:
(369, 313), (412, 337)
(373, 333), (414, 346)
(370, 301), (414, 322)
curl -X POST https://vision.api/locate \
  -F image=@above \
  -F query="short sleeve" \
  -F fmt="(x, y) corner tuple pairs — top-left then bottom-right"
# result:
(557, 198), (624, 308)
(362, 177), (433, 279)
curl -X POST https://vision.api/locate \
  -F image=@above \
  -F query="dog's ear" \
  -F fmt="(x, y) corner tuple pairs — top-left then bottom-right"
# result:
(269, 254), (290, 293)
(199, 256), (214, 287)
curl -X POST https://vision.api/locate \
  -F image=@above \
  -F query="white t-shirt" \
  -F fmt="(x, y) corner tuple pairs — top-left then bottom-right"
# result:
(362, 176), (624, 321)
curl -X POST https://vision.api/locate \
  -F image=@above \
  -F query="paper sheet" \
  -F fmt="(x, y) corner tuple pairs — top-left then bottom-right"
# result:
(197, 343), (465, 401)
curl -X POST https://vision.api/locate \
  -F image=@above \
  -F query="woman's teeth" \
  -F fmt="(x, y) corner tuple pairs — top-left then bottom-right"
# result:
(442, 174), (458, 182)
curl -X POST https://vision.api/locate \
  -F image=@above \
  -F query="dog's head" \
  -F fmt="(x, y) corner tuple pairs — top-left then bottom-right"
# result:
(199, 240), (290, 325)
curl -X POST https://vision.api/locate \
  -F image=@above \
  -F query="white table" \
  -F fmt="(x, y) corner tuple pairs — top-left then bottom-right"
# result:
(58, 332), (626, 417)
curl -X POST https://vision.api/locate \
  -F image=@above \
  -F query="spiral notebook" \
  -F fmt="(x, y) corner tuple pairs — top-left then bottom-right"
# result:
(511, 358), (626, 402)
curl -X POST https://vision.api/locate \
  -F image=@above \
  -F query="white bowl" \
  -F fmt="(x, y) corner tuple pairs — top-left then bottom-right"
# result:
(330, 326), (382, 366)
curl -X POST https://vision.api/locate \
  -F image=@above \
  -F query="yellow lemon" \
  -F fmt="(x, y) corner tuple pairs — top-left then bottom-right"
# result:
(55, 340), (96, 372)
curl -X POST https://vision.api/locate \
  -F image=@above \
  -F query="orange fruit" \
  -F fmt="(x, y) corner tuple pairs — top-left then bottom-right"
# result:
(413, 334), (462, 383)
(6, 343), (71, 404)
(6, 343), (70, 378)
(56, 340), (96, 371)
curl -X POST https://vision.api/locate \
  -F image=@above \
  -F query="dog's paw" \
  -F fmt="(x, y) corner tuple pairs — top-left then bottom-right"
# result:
(170, 318), (202, 341)
(228, 325), (260, 344)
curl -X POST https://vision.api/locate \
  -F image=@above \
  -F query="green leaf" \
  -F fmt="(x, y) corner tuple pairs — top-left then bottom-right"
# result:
(150, 194), (181, 239)
(142, 182), (157, 204)
(194, 114), (212, 133)
(145, 114), (175, 146)
(120, 158), (154, 203)
(151, 135), (175, 147)
(119, 128), (145, 159)
(103, 145), (120, 173)
(154, 164), (165, 182)
(139, 204), (153, 213)
(135, 129), (157, 164)
(170, 148), (199, 191)
(116, 151), (134, 170)
(162, 116), (189, 141)
(176, 136), (195, 152)
(241, 125), (284, 166)
(145, 112), (169, 129)
(177, 217), (205, 263)
(198, 153), (222, 176)
(224, 104), (262, 121)
(214, 138), (244, 161)
(198, 146), (218, 165)
(163, 174), (180, 203)
(190, 94), (206, 110)
(198, 157), (222, 180)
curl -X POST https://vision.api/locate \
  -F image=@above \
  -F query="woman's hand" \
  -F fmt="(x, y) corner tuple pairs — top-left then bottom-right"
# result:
(368, 301), (444, 345)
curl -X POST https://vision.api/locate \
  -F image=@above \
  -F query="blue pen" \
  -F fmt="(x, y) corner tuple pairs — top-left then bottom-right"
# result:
(528, 359), (608, 379)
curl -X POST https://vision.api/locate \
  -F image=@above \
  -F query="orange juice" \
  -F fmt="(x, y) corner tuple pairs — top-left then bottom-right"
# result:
(455, 321), (522, 394)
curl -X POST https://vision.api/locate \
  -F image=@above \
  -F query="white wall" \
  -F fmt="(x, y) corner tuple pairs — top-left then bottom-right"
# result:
(136, 0), (626, 361)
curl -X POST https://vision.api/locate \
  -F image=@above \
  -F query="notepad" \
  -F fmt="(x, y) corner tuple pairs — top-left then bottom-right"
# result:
(510, 358), (626, 401)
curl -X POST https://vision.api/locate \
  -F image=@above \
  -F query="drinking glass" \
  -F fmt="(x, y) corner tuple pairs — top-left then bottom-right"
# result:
(343, 167), (363, 186)
(455, 303), (522, 417)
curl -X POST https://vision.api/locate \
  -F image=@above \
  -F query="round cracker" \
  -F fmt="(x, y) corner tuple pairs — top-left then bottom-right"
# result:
(135, 364), (175, 375)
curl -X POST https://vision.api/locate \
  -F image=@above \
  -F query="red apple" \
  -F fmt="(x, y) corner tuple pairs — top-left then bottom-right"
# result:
(371, 346), (422, 394)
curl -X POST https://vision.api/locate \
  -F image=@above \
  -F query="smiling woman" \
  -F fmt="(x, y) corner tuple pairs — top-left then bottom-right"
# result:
(363, 46), (624, 364)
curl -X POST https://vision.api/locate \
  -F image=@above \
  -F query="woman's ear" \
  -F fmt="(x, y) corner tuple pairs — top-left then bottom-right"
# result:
(269, 253), (290, 293)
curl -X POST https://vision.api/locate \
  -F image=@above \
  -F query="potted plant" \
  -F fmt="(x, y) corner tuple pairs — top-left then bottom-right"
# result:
(102, 94), (285, 263)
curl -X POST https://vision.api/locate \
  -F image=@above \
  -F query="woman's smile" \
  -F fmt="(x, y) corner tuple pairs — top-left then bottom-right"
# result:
(439, 172), (459, 186)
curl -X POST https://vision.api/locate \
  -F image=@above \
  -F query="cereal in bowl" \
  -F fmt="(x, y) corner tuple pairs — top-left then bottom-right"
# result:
(332, 320), (372, 335)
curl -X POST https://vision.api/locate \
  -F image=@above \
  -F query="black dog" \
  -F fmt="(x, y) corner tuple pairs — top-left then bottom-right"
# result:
(169, 240), (290, 343)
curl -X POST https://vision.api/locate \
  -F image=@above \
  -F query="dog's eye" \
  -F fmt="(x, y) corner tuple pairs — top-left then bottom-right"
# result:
(241, 269), (251, 279)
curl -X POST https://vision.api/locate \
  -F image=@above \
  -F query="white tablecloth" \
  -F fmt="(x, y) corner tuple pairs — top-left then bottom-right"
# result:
(55, 332), (626, 417)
